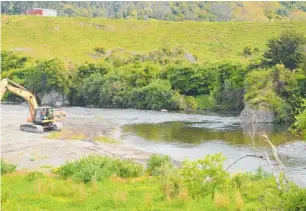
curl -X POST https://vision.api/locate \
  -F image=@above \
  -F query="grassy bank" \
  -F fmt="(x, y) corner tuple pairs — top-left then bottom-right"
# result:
(1, 172), (234, 211)
(1, 155), (306, 211)
(2, 15), (306, 64)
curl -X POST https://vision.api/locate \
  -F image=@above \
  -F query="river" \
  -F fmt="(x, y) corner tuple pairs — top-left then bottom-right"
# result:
(61, 106), (306, 187)
(2, 104), (306, 187)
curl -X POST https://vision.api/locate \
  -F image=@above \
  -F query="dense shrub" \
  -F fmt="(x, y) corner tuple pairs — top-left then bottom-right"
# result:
(24, 58), (71, 97)
(243, 46), (252, 56)
(147, 154), (172, 175)
(244, 64), (298, 121)
(291, 99), (306, 139)
(77, 62), (110, 79)
(129, 79), (183, 110)
(25, 171), (44, 181)
(56, 155), (144, 183)
(253, 47), (260, 54)
(165, 64), (202, 95)
(80, 73), (104, 106)
(184, 96), (198, 110)
(99, 73), (132, 108)
(282, 185), (306, 211)
(158, 164), (183, 200)
(181, 153), (229, 199)
(208, 62), (248, 110)
(1, 51), (29, 72)
(1, 159), (17, 174)
(94, 46), (106, 54)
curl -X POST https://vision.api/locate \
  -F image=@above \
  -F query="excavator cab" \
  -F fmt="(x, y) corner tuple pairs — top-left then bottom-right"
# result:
(32, 107), (65, 132)
(34, 107), (54, 123)
(22, 107), (64, 133)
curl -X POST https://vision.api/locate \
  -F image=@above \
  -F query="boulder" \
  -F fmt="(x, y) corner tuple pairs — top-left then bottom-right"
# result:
(240, 105), (275, 123)
(184, 52), (197, 63)
(40, 90), (69, 106)
(240, 105), (277, 135)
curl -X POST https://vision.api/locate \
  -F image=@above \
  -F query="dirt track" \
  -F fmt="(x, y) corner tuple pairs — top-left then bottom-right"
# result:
(1, 104), (153, 171)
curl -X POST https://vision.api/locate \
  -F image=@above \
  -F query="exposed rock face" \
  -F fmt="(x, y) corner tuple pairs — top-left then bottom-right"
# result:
(40, 90), (69, 107)
(240, 105), (276, 135)
(184, 52), (197, 63)
(240, 105), (275, 123)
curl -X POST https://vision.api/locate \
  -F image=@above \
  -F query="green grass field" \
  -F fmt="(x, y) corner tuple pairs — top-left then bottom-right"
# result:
(0, 171), (263, 211)
(2, 15), (306, 64)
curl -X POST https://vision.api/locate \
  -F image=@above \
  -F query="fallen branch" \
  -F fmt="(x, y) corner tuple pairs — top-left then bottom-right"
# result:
(225, 154), (266, 171)
(261, 133), (288, 189)
(264, 151), (282, 190)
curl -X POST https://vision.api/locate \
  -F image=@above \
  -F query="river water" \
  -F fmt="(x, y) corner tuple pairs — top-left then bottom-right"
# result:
(3, 104), (306, 186)
(60, 106), (306, 187)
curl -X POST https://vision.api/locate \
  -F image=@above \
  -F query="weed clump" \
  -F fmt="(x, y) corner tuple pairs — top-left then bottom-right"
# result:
(25, 171), (45, 181)
(147, 154), (172, 176)
(1, 159), (17, 174)
(56, 155), (144, 183)
(94, 136), (118, 143)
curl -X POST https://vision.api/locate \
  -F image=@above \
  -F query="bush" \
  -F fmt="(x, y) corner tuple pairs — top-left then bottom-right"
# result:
(99, 73), (132, 108)
(130, 79), (181, 110)
(243, 46), (252, 56)
(166, 65), (201, 95)
(94, 46), (106, 54)
(25, 171), (44, 181)
(158, 164), (183, 200)
(245, 65), (296, 122)
(181, 153), (229, 199)
(24, 58), (71, 97)
(80, 73), (104, 105)
(56, 155), (144, 183)
(253, 47), (260, 54)
(282, 185), (306, 211)
(291, 99), (306, 139)
(147, 154), (172, 176)
(184, 96), (198, 110)
(1, 159), (17, 174)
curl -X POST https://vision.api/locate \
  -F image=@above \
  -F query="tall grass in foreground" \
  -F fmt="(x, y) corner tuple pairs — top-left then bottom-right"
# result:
(1, 154), (306, 211)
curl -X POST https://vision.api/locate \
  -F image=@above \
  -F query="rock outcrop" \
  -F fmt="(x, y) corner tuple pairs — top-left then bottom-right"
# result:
(240, 105), (275, 123)
(40, 90), (69, 107)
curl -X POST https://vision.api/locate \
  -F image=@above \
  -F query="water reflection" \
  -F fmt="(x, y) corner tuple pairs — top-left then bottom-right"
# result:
(123, 121), (299, 146)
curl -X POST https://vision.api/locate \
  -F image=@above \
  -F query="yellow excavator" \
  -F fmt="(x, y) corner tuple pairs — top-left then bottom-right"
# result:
(0, 78), (66, 133)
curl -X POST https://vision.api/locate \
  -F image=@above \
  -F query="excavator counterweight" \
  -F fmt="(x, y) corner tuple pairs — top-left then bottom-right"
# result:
(0, 78), (66, 133)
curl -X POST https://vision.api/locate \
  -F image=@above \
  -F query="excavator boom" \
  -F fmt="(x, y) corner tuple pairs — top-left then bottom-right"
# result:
(1, 78), (38, 122)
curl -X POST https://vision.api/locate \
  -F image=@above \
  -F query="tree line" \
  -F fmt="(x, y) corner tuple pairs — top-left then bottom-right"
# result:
(1, 30), (306, 137)
(1, 1), (306, 21)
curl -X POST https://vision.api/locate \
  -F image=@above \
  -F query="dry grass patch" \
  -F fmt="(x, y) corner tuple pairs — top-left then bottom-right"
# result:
(44, 129), (86, 140)
(93, 135), (118, 144)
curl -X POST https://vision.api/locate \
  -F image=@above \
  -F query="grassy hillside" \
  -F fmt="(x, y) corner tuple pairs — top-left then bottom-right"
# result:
(2, 15), (306, 64)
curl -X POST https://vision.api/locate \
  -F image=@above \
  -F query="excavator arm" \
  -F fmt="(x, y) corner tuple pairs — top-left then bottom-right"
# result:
(0, 78), (38, 122)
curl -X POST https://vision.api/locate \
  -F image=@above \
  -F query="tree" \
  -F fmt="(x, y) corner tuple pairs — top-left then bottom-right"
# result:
(263, 31), (305, 70)
(210, 3), (232, 22)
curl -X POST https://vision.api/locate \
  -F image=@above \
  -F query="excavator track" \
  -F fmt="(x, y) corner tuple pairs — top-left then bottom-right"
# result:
(20, 124), (44, 133)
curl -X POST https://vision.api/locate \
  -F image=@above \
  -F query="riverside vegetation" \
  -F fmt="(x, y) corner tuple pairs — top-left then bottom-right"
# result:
(1, 154), (306, 211)
(1, 9), (306, 211)
(1, 21), (305, 137)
